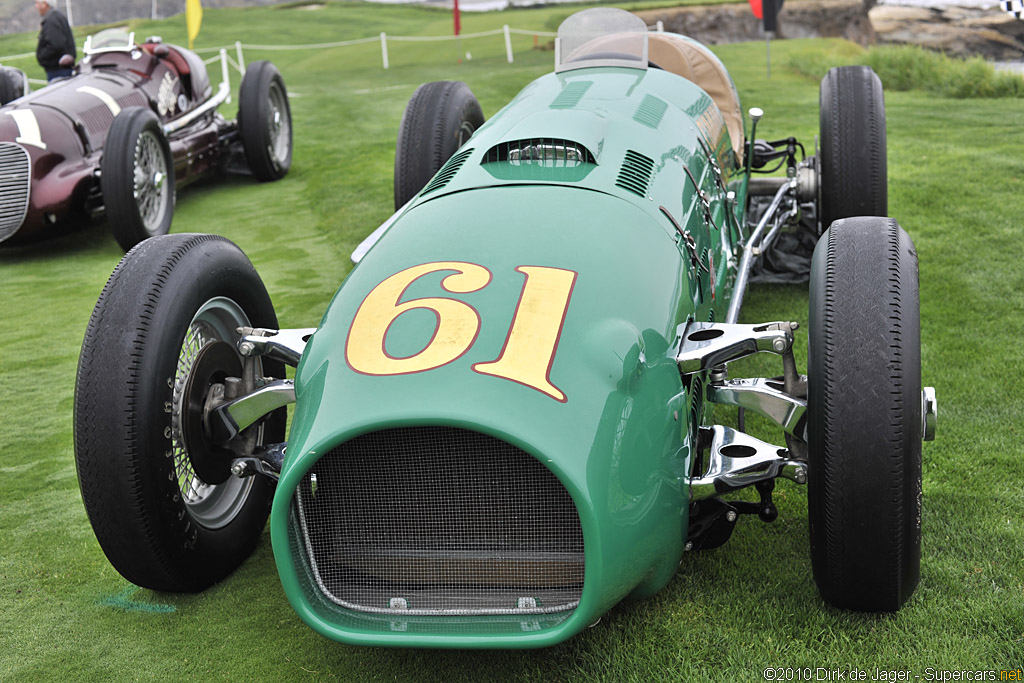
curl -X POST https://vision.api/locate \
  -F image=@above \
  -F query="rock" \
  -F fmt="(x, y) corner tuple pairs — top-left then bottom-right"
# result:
(869, 4), (1024, 59)
(635, 0), (1024, 61)
(635, 0), (876, 46)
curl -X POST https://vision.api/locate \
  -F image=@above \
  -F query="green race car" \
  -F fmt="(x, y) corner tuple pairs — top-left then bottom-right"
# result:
(74, 8), (936, 649)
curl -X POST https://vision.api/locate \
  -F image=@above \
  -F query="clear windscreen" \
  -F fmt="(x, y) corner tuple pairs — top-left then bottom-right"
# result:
(554, 8), (648, 73)
(83, 29), (135, 55)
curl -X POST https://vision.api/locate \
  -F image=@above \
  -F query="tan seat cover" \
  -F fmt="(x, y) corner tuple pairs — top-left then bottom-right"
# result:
(647, 33), (744, 160)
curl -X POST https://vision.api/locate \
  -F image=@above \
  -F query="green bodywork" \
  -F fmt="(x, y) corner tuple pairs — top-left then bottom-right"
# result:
(270, 63), (750, 647)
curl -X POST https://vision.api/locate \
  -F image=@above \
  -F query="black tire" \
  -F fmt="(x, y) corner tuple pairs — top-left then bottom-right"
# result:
(0, 69), (17, 105)
(101, 107), (175, 252)
(394, 81), (484, 210)
(807, 216), (922, 611)
(238, 61), (292, 182)
(819, 66), (887, 231)
(74, 234), (286, 592)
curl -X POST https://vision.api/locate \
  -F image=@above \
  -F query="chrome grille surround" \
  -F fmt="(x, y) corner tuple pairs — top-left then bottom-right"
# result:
(291, 426), (585, 617)
(0, 142), (30, 242)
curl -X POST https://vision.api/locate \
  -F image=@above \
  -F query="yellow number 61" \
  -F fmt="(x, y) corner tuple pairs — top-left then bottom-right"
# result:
(346, 262), (577, 402)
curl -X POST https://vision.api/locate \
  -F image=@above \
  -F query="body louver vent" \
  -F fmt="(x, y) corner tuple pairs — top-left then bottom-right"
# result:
(616, 150), (655, 197)
(420, 147), (474, 197)
(633, 95), (667, 129)
(290, 426), (585, 617)
(550, 81), (592, 109)
(0, 142), (30, 243)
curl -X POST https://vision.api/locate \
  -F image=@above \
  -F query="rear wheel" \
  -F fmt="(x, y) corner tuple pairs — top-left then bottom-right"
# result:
(238, 61), (293, 181)
(807, 216), (922, 611)
(394, 81), (484, 210)
(74, 234), (285, 592)
(101, 107), (175, 252)
(818, 66), (887, 230)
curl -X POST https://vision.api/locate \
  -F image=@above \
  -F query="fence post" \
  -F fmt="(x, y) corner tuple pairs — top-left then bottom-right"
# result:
(380, 32), (389, 70)
(503, 24), (513, 64)
(220, 48), (231, 103)
(656, 20), (664, 32)
(235, 41), (246, 76)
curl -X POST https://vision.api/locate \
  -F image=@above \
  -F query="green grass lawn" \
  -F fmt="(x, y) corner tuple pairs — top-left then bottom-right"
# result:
(1, 2), (1022, 680)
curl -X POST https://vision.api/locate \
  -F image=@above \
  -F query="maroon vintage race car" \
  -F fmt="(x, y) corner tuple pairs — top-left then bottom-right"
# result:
(0, 28), (292, 251)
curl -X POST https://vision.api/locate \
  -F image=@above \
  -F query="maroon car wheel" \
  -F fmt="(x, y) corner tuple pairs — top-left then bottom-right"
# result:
(101, 107), (175, 252)
(0, 70), (17, 106)
(238, 61), (292, 182)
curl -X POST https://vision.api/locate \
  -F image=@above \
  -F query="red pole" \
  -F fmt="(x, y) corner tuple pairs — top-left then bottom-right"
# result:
(453, 0), (461, 36)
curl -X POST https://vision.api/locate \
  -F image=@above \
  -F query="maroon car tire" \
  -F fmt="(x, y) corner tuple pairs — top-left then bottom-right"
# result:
(807, 216), (922, 611)
(74, 234), (285, 592)
(819, 66), (887, 230)
(393, 81), (484, 210)
(101, 107), (176, 252)
(0, 69), (17, 105)
(238, 61), (292, 182)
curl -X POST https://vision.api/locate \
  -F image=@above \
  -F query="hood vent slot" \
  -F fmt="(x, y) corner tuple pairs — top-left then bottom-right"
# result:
(616, 150), (655, 197)
(634, 95), (667, 129)
(420, 147), (474, 197)
(550, 81), (592, 109)
(483, 138), (595, 165)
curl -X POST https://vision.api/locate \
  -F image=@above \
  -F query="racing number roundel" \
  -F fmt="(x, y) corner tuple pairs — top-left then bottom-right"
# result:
(345, 262), (577, 402)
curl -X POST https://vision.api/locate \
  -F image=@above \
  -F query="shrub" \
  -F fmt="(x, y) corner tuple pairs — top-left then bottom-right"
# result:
(790, 42), (1024, 98)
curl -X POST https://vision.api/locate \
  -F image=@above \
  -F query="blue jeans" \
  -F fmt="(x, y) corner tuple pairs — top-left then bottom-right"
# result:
(46, 68), (72, 81)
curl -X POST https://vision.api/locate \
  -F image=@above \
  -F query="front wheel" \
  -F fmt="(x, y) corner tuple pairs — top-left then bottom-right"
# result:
(238, 61), (293, 181)
(74, 234), (285, 592)
(807, 216), (922, 611)
(101, 107), (175, 252)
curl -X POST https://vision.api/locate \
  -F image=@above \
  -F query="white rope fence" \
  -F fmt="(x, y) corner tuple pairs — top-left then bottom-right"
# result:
(0, 25), (560, 73)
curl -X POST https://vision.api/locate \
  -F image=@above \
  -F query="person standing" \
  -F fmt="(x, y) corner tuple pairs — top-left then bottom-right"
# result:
(35, 0), (76, 81)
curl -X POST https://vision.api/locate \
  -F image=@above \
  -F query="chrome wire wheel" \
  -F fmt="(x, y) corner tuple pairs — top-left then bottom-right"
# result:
(133, 129), (171, 236)
(267, 80), (291, 165)
(171, 296), (257, 529)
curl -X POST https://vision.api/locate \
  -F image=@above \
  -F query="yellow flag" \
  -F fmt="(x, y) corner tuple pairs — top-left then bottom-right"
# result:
(186, 0), (203, 49)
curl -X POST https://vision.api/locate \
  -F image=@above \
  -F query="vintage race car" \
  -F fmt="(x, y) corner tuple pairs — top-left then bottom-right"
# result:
(0, 28), (292, 251)
(74, 8), (936, 649)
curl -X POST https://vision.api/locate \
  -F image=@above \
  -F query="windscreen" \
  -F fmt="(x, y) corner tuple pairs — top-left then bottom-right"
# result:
(83, 29), (135, 55)
(555, 8), (649, 73)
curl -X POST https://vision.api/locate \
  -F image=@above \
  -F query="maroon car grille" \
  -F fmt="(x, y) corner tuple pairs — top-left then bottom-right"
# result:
(81, 93), (149, 140)
(0, 143), (30, 242)
(290, 426), (585, 616)
(79, 104), (115, 137)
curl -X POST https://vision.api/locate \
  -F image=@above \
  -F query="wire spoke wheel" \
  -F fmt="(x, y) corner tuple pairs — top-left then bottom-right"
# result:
(133, 130), (171, 232)
(101, 107), (175, 251)
(267, 80), (291, 165)
(171, 297), (257, 529)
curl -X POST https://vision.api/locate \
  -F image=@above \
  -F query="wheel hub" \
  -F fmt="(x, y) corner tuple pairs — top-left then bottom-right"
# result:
(180, 340), (243, 486)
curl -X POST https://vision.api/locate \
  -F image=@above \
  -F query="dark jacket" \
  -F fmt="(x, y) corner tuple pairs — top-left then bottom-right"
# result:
(36, 8), (76, 71)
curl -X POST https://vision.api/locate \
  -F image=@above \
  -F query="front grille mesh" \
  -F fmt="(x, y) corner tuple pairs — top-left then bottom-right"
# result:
(0, 142), (30, 242)
(292, 427), (584, 616)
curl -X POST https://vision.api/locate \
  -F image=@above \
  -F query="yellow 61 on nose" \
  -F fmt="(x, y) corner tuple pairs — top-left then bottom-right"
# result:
(345, 261), (577, 402)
